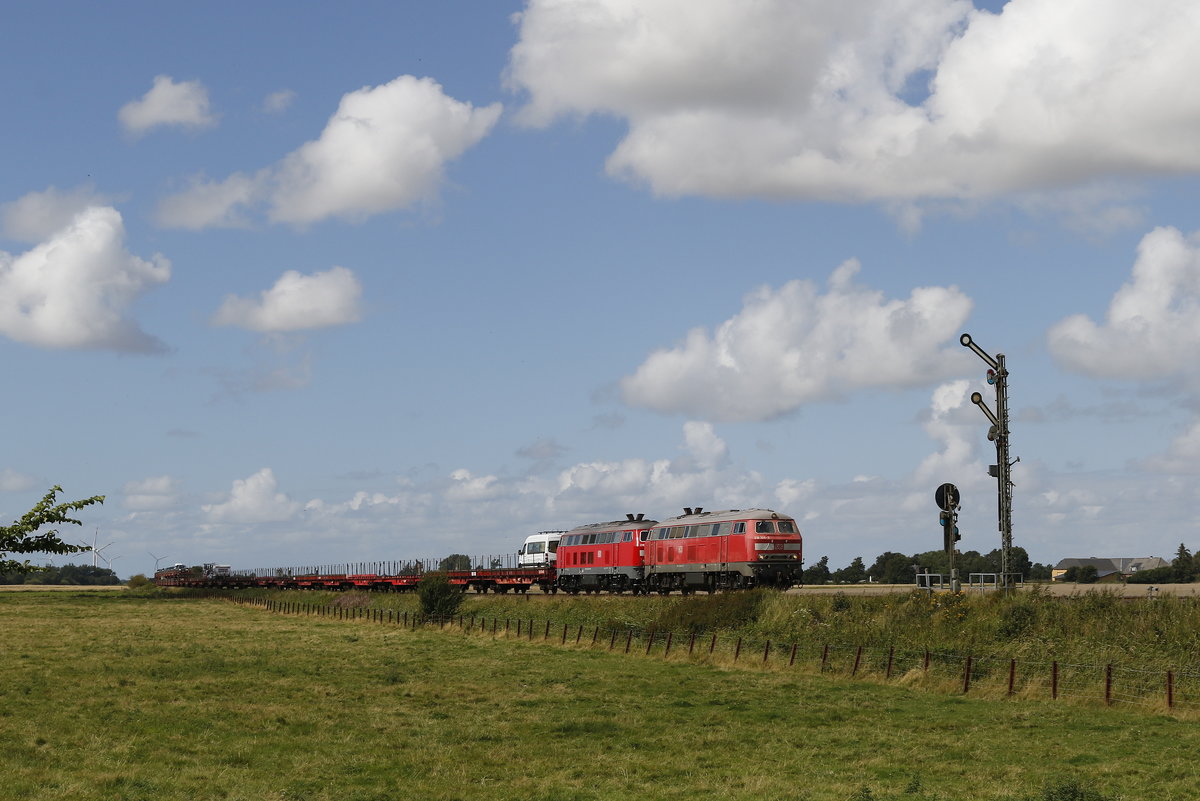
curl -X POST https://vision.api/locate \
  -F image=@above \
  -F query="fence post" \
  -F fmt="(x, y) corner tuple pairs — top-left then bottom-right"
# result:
(789, 643), (797, 667)
(625, 630), (633, 654)
(1008, 659), (1016, 697)
(517, 619), (522, 637)
(1105, 664), (1112, 706)
(608, 629), (615, 650)
(962, 655), (972, 694)
(1167, 670), (1175, 709)
(821, 644), (829, 671)
(576, 625), (583, 644)
(734, 637), (743, 662)
(763, 640), (771, 665)
(851, 646), (862, 677)
(690, 633), (697, 656)
(886, 646), (894, 679)
(544, 620), (551, 640)
(710, 634), (717, 655)
(1052, 661), (1059, 700)
(923, 649), (930, 673)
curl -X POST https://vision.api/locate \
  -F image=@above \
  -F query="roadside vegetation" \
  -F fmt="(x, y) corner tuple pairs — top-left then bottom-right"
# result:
(2, 591), (1194, 800)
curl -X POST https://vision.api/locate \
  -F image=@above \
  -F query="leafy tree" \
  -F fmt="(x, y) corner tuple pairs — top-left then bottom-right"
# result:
(1, 487), (105, 575)
(1171, 543), (1195, 583)
(802, 555), (831, 585)
(1077, 564), (1099, 584)
(866, 551), (916, 584)
(438, 553), (471, 572)
(417, 571), (464, 621)
(832, 556), (866, 584)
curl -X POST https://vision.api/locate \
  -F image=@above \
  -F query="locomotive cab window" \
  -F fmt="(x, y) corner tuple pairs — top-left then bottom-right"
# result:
(755, 521), (774, 533)
(777, 521), (796, 533)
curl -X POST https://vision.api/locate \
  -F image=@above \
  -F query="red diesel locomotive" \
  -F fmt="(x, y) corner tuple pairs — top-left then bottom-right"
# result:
(557, 507), (803, 595)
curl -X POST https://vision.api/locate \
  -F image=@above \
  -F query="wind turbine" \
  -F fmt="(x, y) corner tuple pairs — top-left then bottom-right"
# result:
(90, 528), (113, 569)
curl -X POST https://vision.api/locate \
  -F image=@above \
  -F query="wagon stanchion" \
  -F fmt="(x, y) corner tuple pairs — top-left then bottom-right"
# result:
(645, 630), (655, 656)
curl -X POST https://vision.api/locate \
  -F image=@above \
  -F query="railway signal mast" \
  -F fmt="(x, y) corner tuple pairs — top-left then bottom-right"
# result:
(960, 333), (1019, 588)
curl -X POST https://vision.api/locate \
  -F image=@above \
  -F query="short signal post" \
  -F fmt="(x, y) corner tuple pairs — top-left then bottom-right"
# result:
(961, 333), (1019, 588)
(935, 482), (961, 592)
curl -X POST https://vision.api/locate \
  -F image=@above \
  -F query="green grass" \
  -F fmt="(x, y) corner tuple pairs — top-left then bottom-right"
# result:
(3, 591), (1198, 800)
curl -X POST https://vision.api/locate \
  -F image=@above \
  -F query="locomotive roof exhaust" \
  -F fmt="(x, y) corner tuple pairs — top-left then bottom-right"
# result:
(627, 512), (646, 521)
(626, 513), (635, 521)
(684, 507), (692, 515)
(683, 507), (704, 515)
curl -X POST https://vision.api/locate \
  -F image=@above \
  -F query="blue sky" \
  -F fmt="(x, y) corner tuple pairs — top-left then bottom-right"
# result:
(3, 0), (1200, 578)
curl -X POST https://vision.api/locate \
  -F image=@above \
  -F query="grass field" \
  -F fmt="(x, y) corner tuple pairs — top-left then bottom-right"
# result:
(2, 591), (1198, 801)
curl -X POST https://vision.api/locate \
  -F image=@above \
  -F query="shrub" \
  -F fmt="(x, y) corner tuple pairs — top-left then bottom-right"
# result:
(417, 572), (464, 621)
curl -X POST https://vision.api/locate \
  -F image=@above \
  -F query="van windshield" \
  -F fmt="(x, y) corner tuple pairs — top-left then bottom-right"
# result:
(526, 542), (544, 554)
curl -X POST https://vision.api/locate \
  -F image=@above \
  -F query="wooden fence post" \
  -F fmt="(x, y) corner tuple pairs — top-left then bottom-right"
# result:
(886, 646), (894, 679)
(851, 646), (862, 677)
(821, 644), (829, 671)
(734, 637), (743, 662)
(1008, 659), (1016, 697)
(665, 632), (673, 656)
(1105, 664), (1112, 706)
(1052, 661), (1059, 700)
(1167, 670), (1175, 709)
(962, 655), (973, 694)
(789, 643), (797, 667)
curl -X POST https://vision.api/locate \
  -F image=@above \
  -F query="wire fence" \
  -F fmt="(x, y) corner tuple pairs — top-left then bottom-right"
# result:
(229, 595), (1200, 715)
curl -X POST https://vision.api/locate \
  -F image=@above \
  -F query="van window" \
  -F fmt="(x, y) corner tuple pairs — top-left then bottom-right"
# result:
(527, 542), (544, 554)
(549, 540), (559, 553)
(755, 521), (774, 533)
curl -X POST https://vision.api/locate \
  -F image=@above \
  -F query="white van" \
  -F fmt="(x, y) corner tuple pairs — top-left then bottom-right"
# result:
(517, 531), (564, 567)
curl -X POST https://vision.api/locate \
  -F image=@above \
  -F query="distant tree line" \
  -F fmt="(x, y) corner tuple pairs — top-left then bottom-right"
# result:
(1, 563), (121, 585)
(802, 546), (1052, 585)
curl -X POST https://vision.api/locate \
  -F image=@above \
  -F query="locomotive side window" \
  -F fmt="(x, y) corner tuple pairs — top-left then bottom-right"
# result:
(669, 526), (686, 539)
(653, 528), (668, 540)
(755, 521), (774, 533)
(732, 522), (746, 534)
(686, 525), (702, 538)
(777, 521), (796, 533)
(640, 530), (650, 542)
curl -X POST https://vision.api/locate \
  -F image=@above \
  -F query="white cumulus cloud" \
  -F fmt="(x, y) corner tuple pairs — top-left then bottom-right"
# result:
(203, 468), (300, 523)
(1048, 227), (1200, 380)
(158, 75), (502, 228)
(508, 0), (1200, 203)
(212, 266), (362, 332)
(119, 75), (216, 136)
(123, 475), (180, 511)
(621, 260), (973, 421)
(0, 206), (170, 352)
(1, 185), (112, 242)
